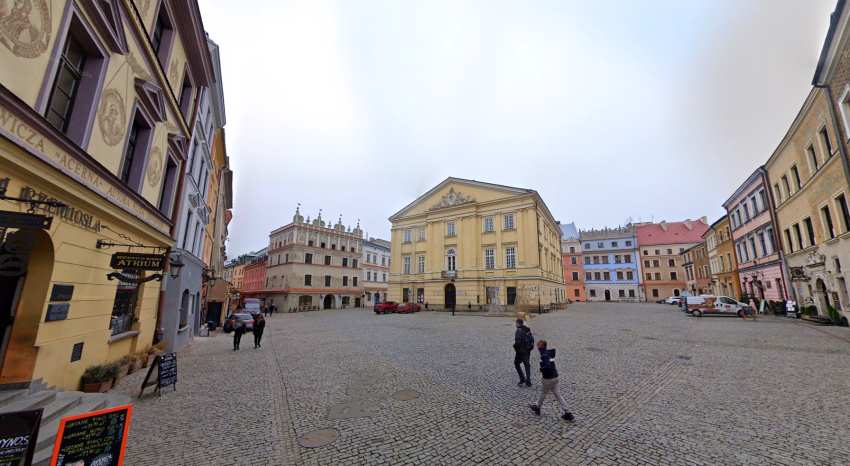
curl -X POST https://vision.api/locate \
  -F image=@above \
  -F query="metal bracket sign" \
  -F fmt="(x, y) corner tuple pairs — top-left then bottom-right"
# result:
(0, 210), (52, 230)
(110, 252), (165, 271)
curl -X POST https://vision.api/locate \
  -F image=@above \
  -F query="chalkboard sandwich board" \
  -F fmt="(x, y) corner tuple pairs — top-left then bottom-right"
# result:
(138, 352), (177, 397)
(0, 408), (42, 466)
(50, 405), (132, 466)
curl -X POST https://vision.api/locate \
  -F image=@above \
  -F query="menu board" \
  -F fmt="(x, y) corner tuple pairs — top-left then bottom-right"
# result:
(50, 405), (132, 466)
(139, 353), (177, 397)
(0, 408), (42, 466)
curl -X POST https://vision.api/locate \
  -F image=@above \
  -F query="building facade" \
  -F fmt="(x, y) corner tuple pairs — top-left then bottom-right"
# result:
(704, 220), (720, 295)
(0, 0), (214, 391)
(579, 226), (641, 302)
(387, 178), (566, 311)
(363, 238), (390, 305)
(682, 242), (711, 296)
(241, 250), (268, 300)
(264, 209), (365, 310)
(559, 222), (586, 302)
(714, 216), (740, 298)
(637, 219), (710, 300)
(723, 169), (788, 303)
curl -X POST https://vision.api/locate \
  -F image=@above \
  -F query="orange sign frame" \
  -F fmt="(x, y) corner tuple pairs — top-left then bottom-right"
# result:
(49, 404), (133, 466)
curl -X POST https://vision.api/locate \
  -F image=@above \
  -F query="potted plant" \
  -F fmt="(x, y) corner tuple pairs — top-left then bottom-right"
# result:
(118, 354), (136, 375)
(81, 363), (120, 393)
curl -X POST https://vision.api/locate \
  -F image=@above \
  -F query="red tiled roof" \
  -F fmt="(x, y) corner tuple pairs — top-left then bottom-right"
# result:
(636, 221), (710, 246)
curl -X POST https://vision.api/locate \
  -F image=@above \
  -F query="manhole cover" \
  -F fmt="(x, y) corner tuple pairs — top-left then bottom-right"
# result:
(586, 347), (602, 352)
(393, 390), (420, 401)
(620, 329), (632, 332)
(642, 337), (658, 340)
(299, 428), (339, 448)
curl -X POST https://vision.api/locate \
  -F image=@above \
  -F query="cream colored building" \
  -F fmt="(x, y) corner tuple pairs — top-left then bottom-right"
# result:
(388, 178), (566, 311)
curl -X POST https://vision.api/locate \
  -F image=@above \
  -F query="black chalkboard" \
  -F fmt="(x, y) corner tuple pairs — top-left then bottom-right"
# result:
(138, 353), (177, 397)
(49, 284), (74, 301)
(50, 405), (132, 466)
(0, 408), (42, 466)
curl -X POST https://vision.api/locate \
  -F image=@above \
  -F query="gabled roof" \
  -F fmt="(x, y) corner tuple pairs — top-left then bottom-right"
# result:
(559, 222), (579, 240)
(636, 220), (710, 247)
(813, 0), (847, 85)
(389, 177), (531, 221)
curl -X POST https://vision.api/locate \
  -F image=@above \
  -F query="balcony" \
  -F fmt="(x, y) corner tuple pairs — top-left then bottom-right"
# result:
(441, 270), (457, 279)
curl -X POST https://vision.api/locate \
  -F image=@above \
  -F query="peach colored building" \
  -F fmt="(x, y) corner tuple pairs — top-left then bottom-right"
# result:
(560, 222), (586, 302)
(637, 219), (710, 300)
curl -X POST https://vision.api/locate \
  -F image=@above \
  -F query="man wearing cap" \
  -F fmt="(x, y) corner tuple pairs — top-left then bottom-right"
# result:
(513, 318), (532, 387)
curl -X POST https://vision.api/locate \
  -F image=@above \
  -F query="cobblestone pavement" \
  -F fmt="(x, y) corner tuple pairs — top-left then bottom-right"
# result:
(114, 303), (850, 465)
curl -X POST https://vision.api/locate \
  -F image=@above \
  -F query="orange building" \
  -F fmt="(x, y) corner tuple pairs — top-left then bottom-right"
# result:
(560, 222), (586, 302)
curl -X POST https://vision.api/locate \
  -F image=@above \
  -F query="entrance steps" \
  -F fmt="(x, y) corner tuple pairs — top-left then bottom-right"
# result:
(0, 389), (130, 466)
(802, 316), (836, 326)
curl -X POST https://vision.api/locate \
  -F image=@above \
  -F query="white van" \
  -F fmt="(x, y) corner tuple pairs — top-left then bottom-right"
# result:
(684, 295), (750, 317)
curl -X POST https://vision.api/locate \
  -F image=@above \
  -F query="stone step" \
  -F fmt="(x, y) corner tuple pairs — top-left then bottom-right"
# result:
(0, 390), (56, 414)
(41, 392), (83, 425)
(0, 389), (28, 408)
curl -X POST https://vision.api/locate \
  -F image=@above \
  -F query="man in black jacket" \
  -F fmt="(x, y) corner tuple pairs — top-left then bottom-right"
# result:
(528, 339), (574, 421)
(513, 319), (532, 387)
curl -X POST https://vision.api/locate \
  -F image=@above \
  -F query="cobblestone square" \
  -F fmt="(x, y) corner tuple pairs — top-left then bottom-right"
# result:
(114, 304), (850, 465)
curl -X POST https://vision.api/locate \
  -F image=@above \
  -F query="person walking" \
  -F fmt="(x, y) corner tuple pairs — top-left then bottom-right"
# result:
(513, 318), (533, 387)
(528, 340), (574, 421)
(232, 316), (245, 350)
(253, 314), (266, 348)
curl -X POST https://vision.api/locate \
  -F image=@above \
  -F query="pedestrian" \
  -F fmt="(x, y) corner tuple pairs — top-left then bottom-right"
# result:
(270, 304), (276, 315)
(513, 318), (533, 387)
(264, 305), (270, 317)
(528, 340), (574, 421)
(253, 314), (266, 348)
(425, 302), (428, 310)
(232, 316), (245, 350)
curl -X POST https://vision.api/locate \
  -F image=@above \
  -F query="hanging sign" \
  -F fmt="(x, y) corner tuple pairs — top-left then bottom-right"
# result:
(0, 211), (52, 230)
(110, 252), (165, 271)
(139, 352), (177, 397)
(50, 405), (132, 466)
(0, 408), (42, 466)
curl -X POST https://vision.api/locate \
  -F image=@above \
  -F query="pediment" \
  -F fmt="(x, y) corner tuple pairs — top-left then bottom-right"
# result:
(134, 78), (166, 122)
(389, 177), (531, 221)
(81, 0), (128, 54)
(167, 133), (188, 160)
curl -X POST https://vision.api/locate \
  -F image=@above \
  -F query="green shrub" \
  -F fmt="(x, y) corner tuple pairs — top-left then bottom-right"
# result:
(81, 363), (121, 384)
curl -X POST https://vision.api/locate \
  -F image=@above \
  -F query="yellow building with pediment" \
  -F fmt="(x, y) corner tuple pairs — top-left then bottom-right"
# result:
(388, 178), (566, 311)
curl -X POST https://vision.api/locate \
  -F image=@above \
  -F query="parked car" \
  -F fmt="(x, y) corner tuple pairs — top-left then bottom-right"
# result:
(397, 302), (421, 313)
(223, 313), (255, 332)
(665, 296), (683, 305)
(374, 301), (399, 314)
(655, 298), (667, 304)
(686, 296), (751, 317)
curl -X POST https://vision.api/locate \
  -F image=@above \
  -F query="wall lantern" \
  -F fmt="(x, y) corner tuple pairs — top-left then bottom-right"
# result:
(169, 254), (185, 279)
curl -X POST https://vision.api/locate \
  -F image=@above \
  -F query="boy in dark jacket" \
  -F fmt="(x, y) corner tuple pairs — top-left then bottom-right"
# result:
(513, 319), (532, 387)
(528, 339), (574, 421)
(232, 317), (245, 350)
(253, 315), (266, 348)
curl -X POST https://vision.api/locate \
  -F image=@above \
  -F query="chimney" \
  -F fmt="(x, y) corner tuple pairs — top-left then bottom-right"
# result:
(660, 221), (667, 231)
(699, 216), (708, 225)
(684, 219), (692, 230)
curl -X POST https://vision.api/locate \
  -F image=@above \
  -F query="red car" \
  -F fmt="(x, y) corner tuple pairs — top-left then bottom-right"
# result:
(397, 303), (421, 313)
(374, 301), (399, 314)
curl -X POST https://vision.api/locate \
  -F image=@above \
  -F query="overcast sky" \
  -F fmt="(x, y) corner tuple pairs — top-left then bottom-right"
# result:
(200, 0), (837, 257)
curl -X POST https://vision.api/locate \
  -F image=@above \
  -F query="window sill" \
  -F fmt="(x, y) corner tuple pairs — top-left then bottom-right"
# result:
(445, 235), (457, 238)
(504, 228), (516, 232)
(178, 325), (191, 334)
(108, 331), (141, 344)
(826, 237), (840, 245)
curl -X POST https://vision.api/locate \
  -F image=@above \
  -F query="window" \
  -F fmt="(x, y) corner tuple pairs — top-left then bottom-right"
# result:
(601, 256), (609, 264)
(626, 241), (633, 246)
(626, 271), (634, 280)
(644, 260), (650, 268)
(403, 257), (411, 274)
(383, 273), (386, 282)
(484, 218), (494, 232)
(614, 255), (622, 263)
(668, 259), (675, 267)
(645, 272), (652, 280)
(353, 277), (359, 286)
(793, 224), (804, 250)
(597, 242), (604, 248)
(446, 249), (456, 271)
(616, 272), (624, 280)
(619, 290), (625, 298)
(603, 272), (610, 280)
(836, 194), (850, 233)
(808, 144), (820, 173)
(417, 256), (425, 273)
(156, 153), (179, 216)
(569, 246), (575, 253)
(584, 257), (591, 265)
(781, 176), (791, 201)
(585, 272), (592, 281)
(804, 217), (816, 247)
(654, 273), (662, 280)
(506, 247), (516, 268)
(305, 253), (313, 264)
(324, 275), (331, 286)
(774, 183), (783, 204)
(353, 259), (358, 267)
(585, 244), (591, 250)
(381, 257), (386, 266)
(404, 230), (411, 242)
(594, 272), (601, 281)
(504, 214), (515, 230)
(612, 241), (619, 247)
(591, 256), (599, 264)
(572, 272), (579, 281)
(624, 255), (632, 263)
(820, 127), (833, 158)
(823, 205), (836, 239)
(485, 249), (495, 269)
(784, 229), (794, 253)
(324, 255), (331, 265)
(667, 249), (673, 254)
(304, 274), (312, 286)
(330, 243), (335, 249)
(343, 276), (348, 286)
(447, 222), (456, 236)
(178, 69), (194, 120)
(570, 257), (577, 265)
(653, 260), (660, 267)
(655, 250), (660, 255)
(367, 271), (371, 281)
(590, 290), (596, 298)
(366, 253), (371, 262)
(342, 258), (348, 267)
(45, 33), (88, 139)
(110, 270), (140, 335)
(418, 228), (426, 241)
(670, 272), (678, 280)
(790, 165), (802, 191)
(652, 289), (659, 297)
(759, 231), (769, 255)
(285, 254), (289, 263)
(341, 245), (346, 252)
(574, 289), (580, 297)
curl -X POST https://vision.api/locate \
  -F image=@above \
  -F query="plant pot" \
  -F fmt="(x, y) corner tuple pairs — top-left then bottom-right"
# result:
(82, 380), (113, 393)
(127, 362), (137, 374)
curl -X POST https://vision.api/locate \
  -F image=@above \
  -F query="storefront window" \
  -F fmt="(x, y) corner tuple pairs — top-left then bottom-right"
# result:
(298, 295), (312, 306)
(111, 271), (140, 335)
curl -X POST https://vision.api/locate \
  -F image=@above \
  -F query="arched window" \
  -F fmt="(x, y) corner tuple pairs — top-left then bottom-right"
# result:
(446, 249), (456, 271)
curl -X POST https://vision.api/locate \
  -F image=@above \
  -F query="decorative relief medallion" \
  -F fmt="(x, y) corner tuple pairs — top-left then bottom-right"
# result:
(136, 0), (152, 17)
(169, 57), (179, 85)
(428, 188), (476, 211)
(165, 121), (179, 133)
(97, 88), (126, 146)
(0, 0), (51, 58)
(146, 147), (162, 187)
(126, 52), (153, 81)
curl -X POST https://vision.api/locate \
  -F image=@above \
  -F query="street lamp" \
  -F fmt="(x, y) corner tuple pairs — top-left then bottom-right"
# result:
(169, 253), (185, 279)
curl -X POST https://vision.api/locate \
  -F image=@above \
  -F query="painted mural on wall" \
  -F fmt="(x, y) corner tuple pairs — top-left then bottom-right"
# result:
(127, 52), (154, 82)
(0, 0), (50, 58)
(97, 88), (127, 146)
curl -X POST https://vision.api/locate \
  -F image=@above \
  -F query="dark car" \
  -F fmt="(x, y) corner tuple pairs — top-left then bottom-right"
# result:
(655, 298), (667, 304)
(397, 302), (421, 313)
(223, 313), (255, 332)
(374, 301), (399, 314)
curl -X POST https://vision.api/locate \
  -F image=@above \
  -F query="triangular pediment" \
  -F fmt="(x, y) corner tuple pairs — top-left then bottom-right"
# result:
(168, 133), (188, 161)
(81, 0), (128, 54)
(389, 177), (532, 221)
(134, 78), (166, 122)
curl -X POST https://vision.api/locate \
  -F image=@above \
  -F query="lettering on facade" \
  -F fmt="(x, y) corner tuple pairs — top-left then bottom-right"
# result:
(110, 253), (165, 271)
(0, 108), (45, 152)
(19, 187), (101, 232)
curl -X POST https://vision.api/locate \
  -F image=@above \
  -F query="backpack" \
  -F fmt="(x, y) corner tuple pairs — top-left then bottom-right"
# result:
(523, 328), (535, 351)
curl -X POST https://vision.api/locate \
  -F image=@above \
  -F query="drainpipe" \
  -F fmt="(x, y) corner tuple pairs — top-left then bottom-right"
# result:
(758, 166), (791, 303)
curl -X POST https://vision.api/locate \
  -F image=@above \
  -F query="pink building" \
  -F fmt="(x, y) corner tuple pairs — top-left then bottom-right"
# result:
(722, 167), (789, 302)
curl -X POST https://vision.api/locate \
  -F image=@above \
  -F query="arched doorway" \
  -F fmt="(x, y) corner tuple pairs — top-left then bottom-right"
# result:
(814, 279), (828, 316)
(0, 230), (54, 386)
(323, 294), (335, 310)
(673, 289), (680, 297)
(445, 284), (456, 309)
(604, 290), (611, 301)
